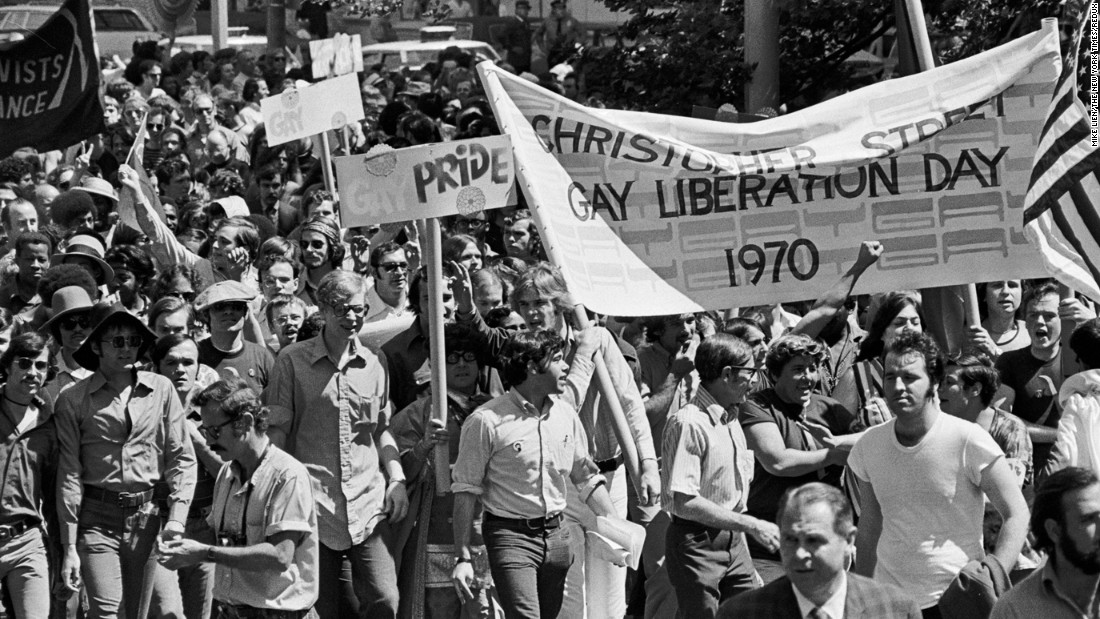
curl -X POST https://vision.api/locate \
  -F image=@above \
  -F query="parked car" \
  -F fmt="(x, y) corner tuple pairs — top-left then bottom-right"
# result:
(0, 4), (160, 59)
(164, 27), (268, 56)
(362, 38), (501, 72)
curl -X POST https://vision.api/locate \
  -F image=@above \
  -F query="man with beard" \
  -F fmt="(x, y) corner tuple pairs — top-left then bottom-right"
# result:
(990, 467), (1100, 618)
(194, 280), (275, 393)
(297, 215), (345, 307)
(159, 381), (319, 618)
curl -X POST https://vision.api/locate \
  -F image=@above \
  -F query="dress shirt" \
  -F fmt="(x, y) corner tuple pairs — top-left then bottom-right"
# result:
(450, 388), (605, 519)
(265, 333), (391, 550)
(55, 371), (197, 543)
(209, 444), (318, 611)
(364, 284), (411, 324)
(792, 573), (848, 619)
(42, 351), (93, 404)
(990, 558), (1100, 619)
(661, 386), (753, 516)
(0, 393), (56, 527)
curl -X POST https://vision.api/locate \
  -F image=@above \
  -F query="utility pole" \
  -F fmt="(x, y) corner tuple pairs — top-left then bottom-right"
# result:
(268, 0), (287, 52)
(212, 0), (229, 50)
(744, 0), (780, 113)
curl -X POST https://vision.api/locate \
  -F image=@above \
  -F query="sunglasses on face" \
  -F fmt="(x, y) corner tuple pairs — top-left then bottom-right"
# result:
(199, 417), (236, 440)
(211, 302), (248, 313)
(304, 240), (326, 250)
(330, 303), (367, 317)
(148, 123), (164, 131)
(60, 314), (91, 330)
(14, 357), (48, 372)
(196, 107), (214, 114)
(445, 351), (477, 364)
(102, 335), (144, 349)
(378, 261), (409, 274)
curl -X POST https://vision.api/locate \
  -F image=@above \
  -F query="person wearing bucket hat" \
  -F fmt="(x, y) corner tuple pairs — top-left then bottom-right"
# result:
(40, 285), (97, 402)
(53, 232), (115, 288)
(193, 280), (274, 395)
(71, 176), (118, 232)
(55, 302), (197, 618)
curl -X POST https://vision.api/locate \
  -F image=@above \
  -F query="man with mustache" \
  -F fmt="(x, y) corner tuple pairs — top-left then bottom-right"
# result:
(990, 467), (1100, 618)
(159, 381), (319, 618)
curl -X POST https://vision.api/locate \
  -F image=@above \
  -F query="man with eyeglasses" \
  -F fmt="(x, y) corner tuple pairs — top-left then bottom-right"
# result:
(266, 270), (408, 619)
(739, 333), (860, 584)
(55, 303), (197, 618)
(661, 333), (778, 616)
(360, 241), (415, 350)
(158, 381), (319, 619)
(194, 280), (275, 394)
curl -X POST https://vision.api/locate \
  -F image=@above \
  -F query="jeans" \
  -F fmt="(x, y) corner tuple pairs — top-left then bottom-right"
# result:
(0, 527), (50, 619)
(665, 519), (757, 619)
(77, 498), (184, 619)
(559, 468), (628, 619)
(178, 515), (216, 619)
(315, 522), (398, 619)
(424, 586), (496, 619)
(483, 520), (573, 619)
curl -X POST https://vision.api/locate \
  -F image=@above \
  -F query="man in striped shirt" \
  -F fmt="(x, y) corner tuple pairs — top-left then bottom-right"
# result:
(661, 333), (780, 617)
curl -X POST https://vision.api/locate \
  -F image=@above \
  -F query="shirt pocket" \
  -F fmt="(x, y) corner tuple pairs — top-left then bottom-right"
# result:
(737, 448), (755, 487)
(346, 381), (382, 444)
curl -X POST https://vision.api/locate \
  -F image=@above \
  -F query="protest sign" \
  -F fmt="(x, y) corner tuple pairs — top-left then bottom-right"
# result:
(0, 0), (105, 158)
(478, 19), (1061, 316)
(336, 136), (517, 227)
(260, 73), (364, 146)
(310, 34), (364, 79)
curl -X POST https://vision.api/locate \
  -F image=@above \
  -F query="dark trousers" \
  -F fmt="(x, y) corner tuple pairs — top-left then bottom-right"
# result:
(665, 518), (757, 619)
(315, 522), (398, 619)
(483, 520), (573, 619)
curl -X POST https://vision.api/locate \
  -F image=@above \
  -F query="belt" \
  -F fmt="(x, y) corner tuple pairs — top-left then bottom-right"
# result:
(484, 511), (563, 530)
(0, 519), (34, 543)
(218, 604), (314, 619)
(83, 485), (155, 509)
(596, 453), (624, 473)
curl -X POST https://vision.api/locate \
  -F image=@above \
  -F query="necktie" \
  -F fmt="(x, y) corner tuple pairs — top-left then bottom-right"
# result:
(808, 608), (829, 619)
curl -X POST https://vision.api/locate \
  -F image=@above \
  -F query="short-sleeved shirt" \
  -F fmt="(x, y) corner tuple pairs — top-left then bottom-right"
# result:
(661, 387), (754, 517)
(848, 412), (1004, 608)
(265, 334), (390, 550)
(740, 389), (854, 549)
(450, 388), (604, 519)
(198, 339), (275, 394)
(996, 347), (1064, 469)
(209, 444), (318, 611)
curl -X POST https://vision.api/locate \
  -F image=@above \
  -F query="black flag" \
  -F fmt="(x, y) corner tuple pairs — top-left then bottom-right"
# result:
(0, 0), (106, 157)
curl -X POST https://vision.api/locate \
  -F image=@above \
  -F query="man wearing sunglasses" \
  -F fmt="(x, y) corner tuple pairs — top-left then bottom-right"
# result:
(40, 285), (97, 402)
(298, 215), (346, 307)
(364, 241), (412, 326)
(55, 303), (197, 618)
(740, 333), (860, 584)
(194, 280), (274, 395)
(158, 381), (319, 619)
(267, 270), (407, 619)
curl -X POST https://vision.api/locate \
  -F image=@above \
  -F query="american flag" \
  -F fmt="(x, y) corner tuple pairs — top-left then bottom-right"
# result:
(1023, 2), (1100, 300)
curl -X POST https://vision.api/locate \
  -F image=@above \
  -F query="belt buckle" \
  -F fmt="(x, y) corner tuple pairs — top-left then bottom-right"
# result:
(117, 491), (141, 508)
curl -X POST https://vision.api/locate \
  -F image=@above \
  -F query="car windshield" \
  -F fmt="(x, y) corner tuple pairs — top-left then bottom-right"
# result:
(0, 10), (50, 32)
(94, 9), (149, 31)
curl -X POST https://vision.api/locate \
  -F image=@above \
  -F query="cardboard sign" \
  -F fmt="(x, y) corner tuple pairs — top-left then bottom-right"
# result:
(478, 20), (1061, 316)
(310, 34), (364, 79)
(336, 136), (517, 227)
(260, 73), (364, 146)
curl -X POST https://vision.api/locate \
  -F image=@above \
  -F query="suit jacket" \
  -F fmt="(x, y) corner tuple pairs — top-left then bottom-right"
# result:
(717, 573), (922, 619)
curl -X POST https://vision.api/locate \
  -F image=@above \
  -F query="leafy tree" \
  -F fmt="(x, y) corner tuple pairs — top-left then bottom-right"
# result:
(580, 0), (1062, 116)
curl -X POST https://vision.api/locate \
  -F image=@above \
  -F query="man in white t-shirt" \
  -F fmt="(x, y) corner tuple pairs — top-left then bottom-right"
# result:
(849, 332), (1029, 617)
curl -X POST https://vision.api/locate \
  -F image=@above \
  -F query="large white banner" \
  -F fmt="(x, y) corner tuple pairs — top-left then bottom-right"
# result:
(478, 19), (1061, 316)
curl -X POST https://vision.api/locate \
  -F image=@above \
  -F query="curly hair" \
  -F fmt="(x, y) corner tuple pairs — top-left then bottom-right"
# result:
(151, 264), (206, 302)
(37, 264), (96, 304)
(0, 157), (32, 185)
(765, 333), (826, 380)
(105, 244), (156, 286)
(886, 331), (945, 388)
(193, 380), (271, 433)
(499, 329), (566, 386)
(945, 352), (1000, 407)
(208, 169), (245, 198)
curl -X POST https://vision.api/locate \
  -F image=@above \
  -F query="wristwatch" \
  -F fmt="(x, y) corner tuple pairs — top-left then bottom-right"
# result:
(205, 545), (216, 563)
(453, 556), (471, 567)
